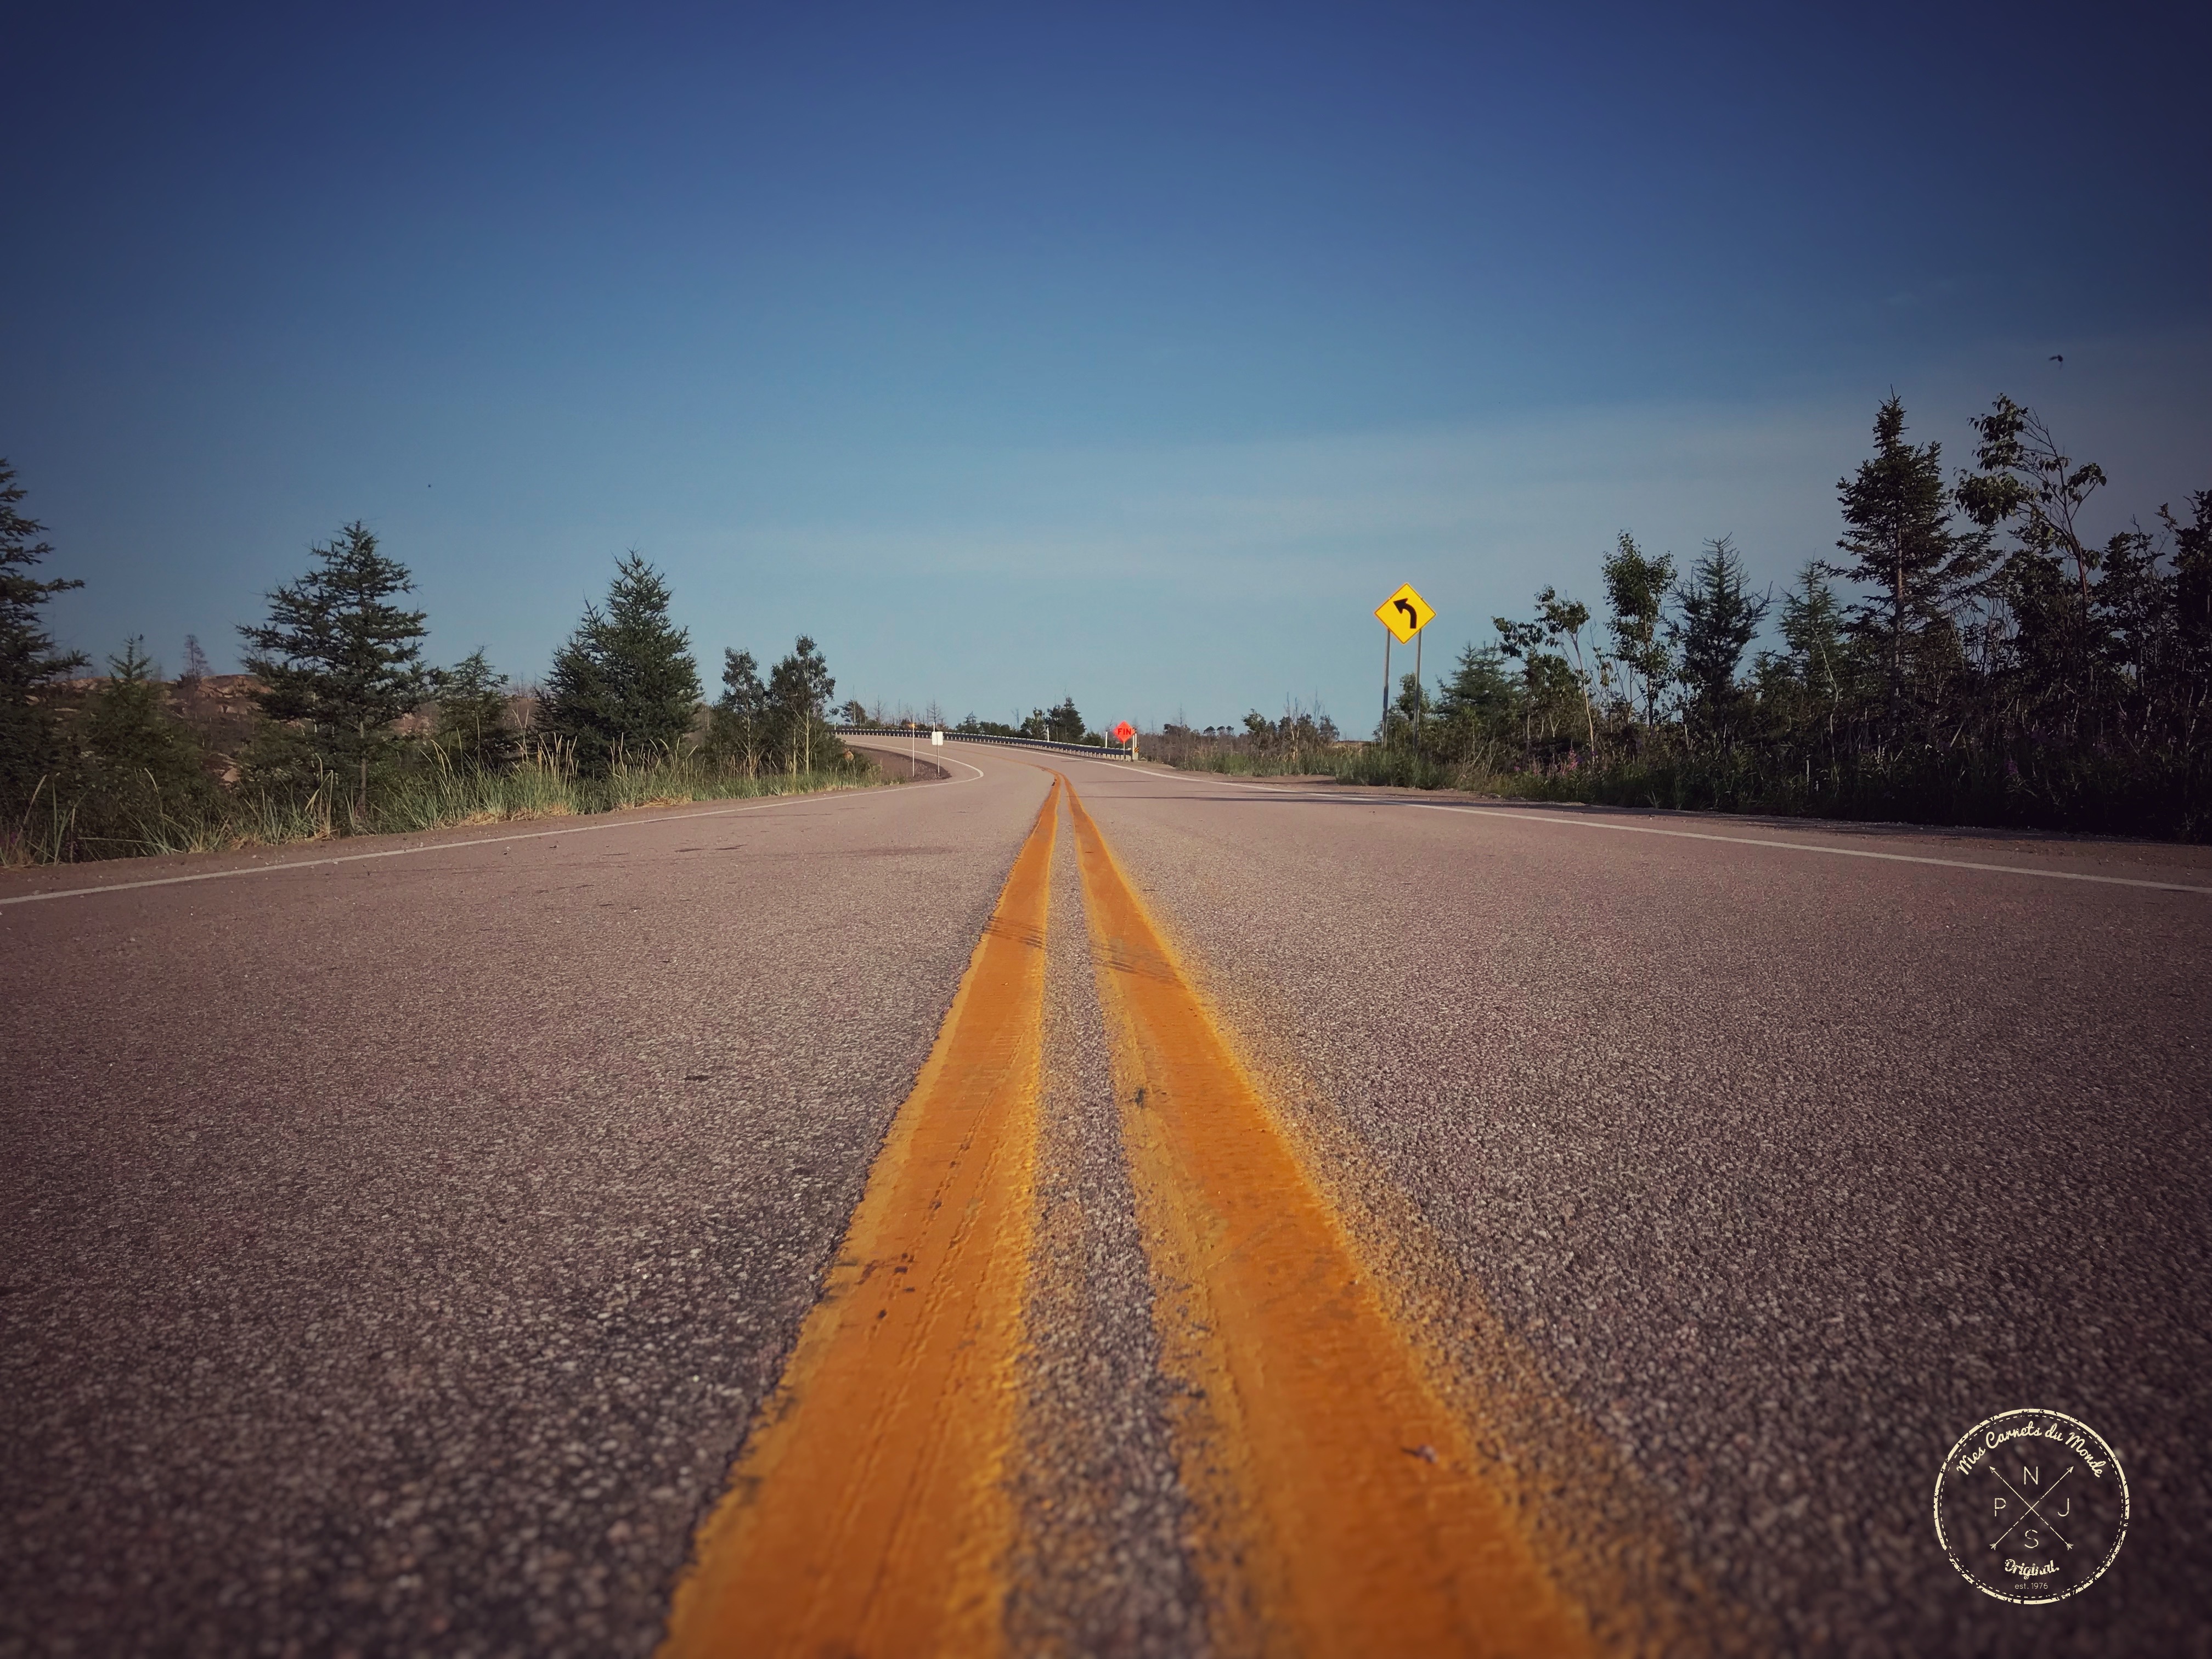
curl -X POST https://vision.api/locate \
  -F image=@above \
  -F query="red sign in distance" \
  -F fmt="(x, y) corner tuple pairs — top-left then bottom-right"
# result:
(1113, 721), (1136, 743)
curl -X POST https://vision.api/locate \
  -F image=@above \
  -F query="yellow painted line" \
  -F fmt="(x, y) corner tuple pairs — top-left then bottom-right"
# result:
(660, 777), (1060, 1658)
(1065, 777), (1599, 1657)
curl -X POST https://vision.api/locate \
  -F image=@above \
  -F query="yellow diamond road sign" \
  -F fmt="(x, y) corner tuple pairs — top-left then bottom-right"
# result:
(1374, 582), (1435, 643)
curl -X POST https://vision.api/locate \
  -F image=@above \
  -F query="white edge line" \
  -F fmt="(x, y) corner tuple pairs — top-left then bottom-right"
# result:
(1067, 759), (2212, 896)
(1, 758), (986, 908)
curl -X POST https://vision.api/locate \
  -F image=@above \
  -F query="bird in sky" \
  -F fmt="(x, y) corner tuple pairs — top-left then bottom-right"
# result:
(2050, 354), (2064, 363)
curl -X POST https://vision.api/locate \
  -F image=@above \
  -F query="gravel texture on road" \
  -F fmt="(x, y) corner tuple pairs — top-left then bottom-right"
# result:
(1, 762), (1048, 1658)
(1065, 757), (2211, 1657)
(8, 741), (2208, 1657)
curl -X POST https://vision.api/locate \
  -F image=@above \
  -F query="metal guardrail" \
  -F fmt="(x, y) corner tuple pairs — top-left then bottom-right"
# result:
(836, 726), (1137, 761)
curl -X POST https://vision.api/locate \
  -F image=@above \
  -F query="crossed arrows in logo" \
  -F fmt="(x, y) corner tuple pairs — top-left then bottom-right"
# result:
(1987, 1464), (2072, 1551)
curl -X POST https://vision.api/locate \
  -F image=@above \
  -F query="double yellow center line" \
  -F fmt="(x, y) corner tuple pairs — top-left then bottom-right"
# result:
(661, 772), (1602, 1656)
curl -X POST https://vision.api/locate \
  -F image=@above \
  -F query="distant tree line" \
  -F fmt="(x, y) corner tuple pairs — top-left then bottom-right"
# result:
(822, 694), (1118, 748)
(0, 472), (859, 862)
(1152, 705), (1340, 773)
(1372, 394), (2208, 838)
(952, 697), (1108, 746)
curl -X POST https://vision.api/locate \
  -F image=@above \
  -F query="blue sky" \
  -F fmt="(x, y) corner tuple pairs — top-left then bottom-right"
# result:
(8, 1), (2207, 732)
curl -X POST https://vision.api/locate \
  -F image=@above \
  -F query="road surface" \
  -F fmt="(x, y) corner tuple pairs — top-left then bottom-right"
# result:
(3, 745), (2207, 1655)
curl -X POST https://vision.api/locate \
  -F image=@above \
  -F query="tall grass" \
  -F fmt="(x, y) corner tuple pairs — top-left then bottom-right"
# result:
(1470, 742), (2212, 839)
(1159, 741), (1454, 790)
(3, 743), (886, 867)
(1154, 731), (2211, 839)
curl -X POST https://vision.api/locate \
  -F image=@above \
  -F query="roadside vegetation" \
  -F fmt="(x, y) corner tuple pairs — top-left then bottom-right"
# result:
(830, 693), (1119, 748)
(0, 466), (872, 865)
(1152, 394), (2212, 841)
(953, 697), (1114, 746)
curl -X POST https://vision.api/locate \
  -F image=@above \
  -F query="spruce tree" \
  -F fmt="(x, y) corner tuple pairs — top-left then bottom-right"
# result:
(1044, 696), (1087, 743)
(434, 648), (519, 770)
(76, 638), (219, 826)
(1778, 563), (1843, 681)
(239, 522), (432, 802)
(0, 460), (87, 811)
(1673, 537), (1769, 736)
(538, 555), (702, 773)
(1772, 561), (1855, 741)
(1437, 642), (1516, 724)
(1835, 398), (1983, 709)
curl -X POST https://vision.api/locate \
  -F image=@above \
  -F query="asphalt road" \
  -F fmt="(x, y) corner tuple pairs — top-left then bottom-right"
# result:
(4, 744), (2209, 1656)
(1059, 754), (2212, 1656)
(1, 760), (1049, 1657)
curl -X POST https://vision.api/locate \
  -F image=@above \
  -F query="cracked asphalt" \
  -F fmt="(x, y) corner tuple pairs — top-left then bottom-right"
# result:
(4, 742), (2208, 1656)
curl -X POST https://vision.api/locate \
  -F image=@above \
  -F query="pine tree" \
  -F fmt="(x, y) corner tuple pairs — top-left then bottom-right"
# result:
(238, 522), (432, 802)
(434, 648), (518, 770)
(1771, 561), (1854, 743)
(1835, 398), (1984, 710)
(1437, 643), (1515, 724)
(1673, 537), (1770, 736)
(1044, 696), (1086, 743)
(0, 459), (87, 811)
(1778, 563), (1843, 682)
(75, 638), (218, 823)
(538, 555), (702, 774)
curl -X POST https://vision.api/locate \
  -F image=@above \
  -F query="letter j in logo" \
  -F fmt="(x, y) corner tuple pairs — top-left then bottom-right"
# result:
(1933, 1409), (2128, 1605)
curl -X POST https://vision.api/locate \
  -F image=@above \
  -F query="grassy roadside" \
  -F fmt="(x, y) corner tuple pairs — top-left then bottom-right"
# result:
(4, 751), (891, 867)
(1161, 744), (1457, 790)
(1155, 742), (2211, 840)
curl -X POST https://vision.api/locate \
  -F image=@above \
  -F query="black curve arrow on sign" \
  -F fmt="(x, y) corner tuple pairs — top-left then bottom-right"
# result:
(1395, 598), (1419, 629)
